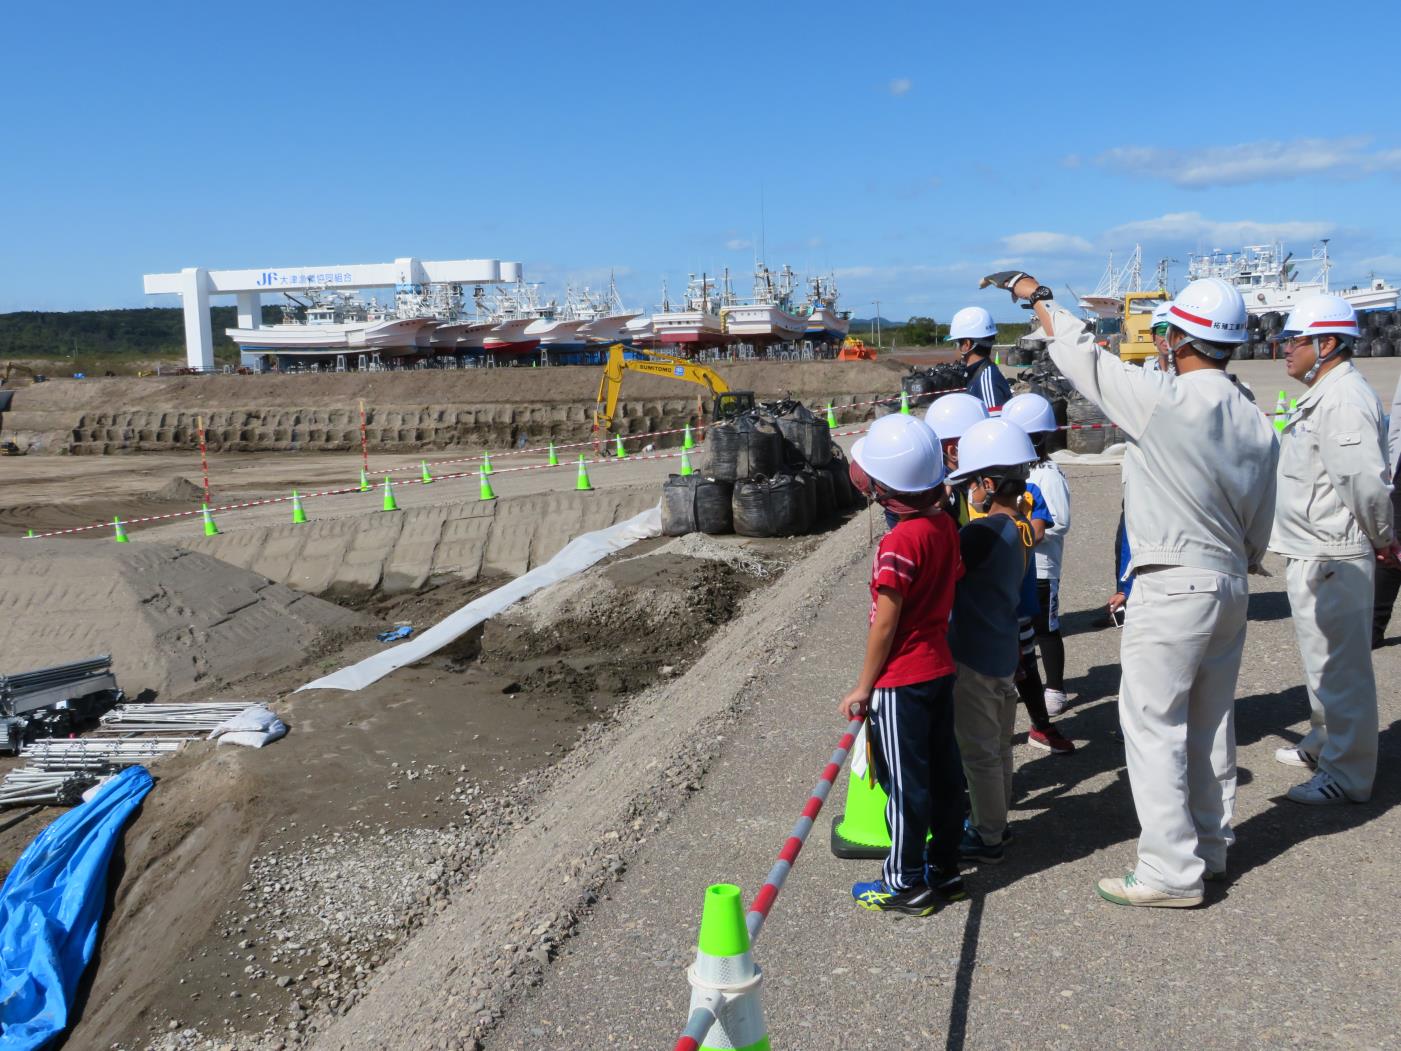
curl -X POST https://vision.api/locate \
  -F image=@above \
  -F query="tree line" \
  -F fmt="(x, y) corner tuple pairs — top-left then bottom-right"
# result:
(0, 306), (284, 358)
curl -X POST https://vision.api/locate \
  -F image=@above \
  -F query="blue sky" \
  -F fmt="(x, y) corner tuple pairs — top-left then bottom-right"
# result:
(3, 0), (1399, 321)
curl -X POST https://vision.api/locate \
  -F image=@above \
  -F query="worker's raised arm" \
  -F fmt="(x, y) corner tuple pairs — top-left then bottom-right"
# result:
(980, 271), (1164, 440)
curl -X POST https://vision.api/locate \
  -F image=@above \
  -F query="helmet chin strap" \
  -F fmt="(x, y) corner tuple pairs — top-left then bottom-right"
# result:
(1303, 335), (1345, 385)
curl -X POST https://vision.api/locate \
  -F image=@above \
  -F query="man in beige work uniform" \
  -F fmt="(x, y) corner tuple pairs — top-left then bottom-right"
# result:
(982, 270), (1278, 907)
(1270, 294), (1399, 804)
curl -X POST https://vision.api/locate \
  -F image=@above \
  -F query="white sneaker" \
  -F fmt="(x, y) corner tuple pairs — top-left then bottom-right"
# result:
(1044, 689), (1068, 717)
(1274, 746), (1317, 769)
(1096, 873), (1202, 908)
(1286, 769), (1353, 805)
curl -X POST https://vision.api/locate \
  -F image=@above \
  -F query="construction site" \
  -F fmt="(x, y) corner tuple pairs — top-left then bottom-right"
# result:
(0, 329), (1397, 1051)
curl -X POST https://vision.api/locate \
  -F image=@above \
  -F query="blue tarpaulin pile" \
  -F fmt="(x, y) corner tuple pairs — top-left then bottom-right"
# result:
(0, 766), (153, 1050)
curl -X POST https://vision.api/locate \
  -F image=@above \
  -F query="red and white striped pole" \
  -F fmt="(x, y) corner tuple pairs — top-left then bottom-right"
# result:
(358, 399), (370, 476)
(196, 415), (211, 504)
(673, 716), (864, 1051)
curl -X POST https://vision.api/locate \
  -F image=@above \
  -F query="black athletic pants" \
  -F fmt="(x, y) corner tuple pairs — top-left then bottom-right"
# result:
(868, 675), (963, 889)
(1015, 619), (1051, 732)
(1033, 578), (1066, 691)
(1375, 563), (1401, 647)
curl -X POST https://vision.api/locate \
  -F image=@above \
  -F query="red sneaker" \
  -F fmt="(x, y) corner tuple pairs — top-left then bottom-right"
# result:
(1028, 727), (1075, 755)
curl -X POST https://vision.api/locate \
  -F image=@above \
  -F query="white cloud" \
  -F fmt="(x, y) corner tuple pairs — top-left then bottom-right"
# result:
(888, 77), (912, 96)
(1091, 137), (1401, 188)
(1103, 211), (1336, 247)
(725, 238), (753, 251)
(1000, 231), (1094, 255)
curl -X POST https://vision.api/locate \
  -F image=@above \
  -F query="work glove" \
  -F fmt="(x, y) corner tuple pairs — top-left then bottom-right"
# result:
(979, 271), (1034, 300)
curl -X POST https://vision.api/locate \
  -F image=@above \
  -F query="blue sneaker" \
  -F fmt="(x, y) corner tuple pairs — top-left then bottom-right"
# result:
(959, 824), (1004, 865)
(852, 878), (938, 916)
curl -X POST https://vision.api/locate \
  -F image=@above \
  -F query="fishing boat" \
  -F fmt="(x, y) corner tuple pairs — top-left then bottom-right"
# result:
(800, 275), (851, 342)
(224, 289), (434, 353)
(651, 274), (726, 346)
(1186, 240), (1399, 315)
(720, 264), (807, 340)
(571, 276), (641, 343)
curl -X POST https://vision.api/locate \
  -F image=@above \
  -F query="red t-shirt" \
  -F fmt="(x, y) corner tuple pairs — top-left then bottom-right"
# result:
(869, 510), (963, 688)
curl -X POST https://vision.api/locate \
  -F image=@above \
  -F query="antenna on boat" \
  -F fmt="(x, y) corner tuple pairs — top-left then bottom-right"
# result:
(759, 178), (767, 266)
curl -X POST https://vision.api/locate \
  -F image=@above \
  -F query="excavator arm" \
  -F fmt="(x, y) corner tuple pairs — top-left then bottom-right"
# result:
(593, 344), (752, 436)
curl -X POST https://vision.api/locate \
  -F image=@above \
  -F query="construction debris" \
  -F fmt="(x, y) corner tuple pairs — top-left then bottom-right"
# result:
(1, 703), (284, 806)
(95, 702), (256, 736)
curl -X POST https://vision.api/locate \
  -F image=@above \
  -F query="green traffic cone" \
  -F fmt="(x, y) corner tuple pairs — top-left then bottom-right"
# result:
(113, 516), (130, 543)
(614, 433), (627, 459)
(679, 449), (694, 477)
(682, 424), (695, 450)
(899, 390), (911, 415)
(697, 883), (751, 960)
(25, 529), (35, 539)
(481, 450), (493, 475)
(478, 466), (497, 501)
(826, 402), (838, 427)
(201, 503), (220, 537)
(830, 728), (893, 859)
(420, 459), (434, 484)
(381, 476), (399, 512)
(291, 490), (307, 524)
(547, 440), (559, 466)
(359, 467), (371, 493)
(575, 454), (594, 492)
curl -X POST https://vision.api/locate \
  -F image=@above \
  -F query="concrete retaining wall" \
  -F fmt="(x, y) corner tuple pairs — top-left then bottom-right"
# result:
(176, 487), (660, 595)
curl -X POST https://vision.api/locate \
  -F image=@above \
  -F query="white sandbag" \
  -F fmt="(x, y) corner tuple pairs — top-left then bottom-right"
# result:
(209, 705), (287, 748)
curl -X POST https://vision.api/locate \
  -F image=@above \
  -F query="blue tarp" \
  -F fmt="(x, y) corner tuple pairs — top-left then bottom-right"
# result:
(0, 766), (153, 1050)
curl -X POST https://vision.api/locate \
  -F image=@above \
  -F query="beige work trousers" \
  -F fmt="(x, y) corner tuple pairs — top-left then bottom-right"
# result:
(1119, 566), (1248, 897)
(953, 662), (1019, 844)
(1285, 557), (1378, 801)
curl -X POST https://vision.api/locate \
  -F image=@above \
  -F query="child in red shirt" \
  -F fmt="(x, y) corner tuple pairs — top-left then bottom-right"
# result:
(841, 414), (966, 915)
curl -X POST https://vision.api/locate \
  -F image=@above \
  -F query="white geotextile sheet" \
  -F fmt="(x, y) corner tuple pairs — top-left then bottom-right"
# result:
(297, 505), (663, 693)
(1051, 442), (1126, 466)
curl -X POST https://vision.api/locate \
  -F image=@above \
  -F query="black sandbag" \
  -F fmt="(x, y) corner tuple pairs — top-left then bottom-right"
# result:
(705, 412), (784, 481)
(826, 446), (861, 508)
(661, 474), (735, 536)
(765, 399), (833, 467)
(809, 464), (836, 522)
(1066, 394), (1122, 454)
(792, 469), (816, 534)
(732, 473), (806, 537)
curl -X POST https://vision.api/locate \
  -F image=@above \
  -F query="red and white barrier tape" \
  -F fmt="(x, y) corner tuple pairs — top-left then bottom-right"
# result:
(22, 444), (719, 540)
(673, 716), (865, 1051)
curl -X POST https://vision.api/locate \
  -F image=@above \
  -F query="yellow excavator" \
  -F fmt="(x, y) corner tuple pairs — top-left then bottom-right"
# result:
(593, 343), (754, 438)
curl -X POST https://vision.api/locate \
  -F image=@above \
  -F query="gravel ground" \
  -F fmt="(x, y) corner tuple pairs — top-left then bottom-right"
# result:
(485, 459), (1401, 1050)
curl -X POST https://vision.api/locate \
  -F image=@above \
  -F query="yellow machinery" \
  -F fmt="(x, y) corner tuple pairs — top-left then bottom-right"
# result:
(1118, 290), (1171, 363)
(593, 343), (754, 437)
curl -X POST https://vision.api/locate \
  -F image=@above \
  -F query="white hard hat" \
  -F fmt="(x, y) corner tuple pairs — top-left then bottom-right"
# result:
(1279, 294), (1359, 342)
(851, 413), (946, 493)
(950, 418), (1037, 480)
(924, 392), (988, 442)
(946, 306), (998, 343)
(1164, 278), (1248, 349)
(1001, 392), (1057, 435)
(1151, 301), (1173, 327)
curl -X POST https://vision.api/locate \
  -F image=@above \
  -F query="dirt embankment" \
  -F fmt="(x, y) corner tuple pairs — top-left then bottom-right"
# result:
(4, 360), (905, 455)
(53, 536), (787, 1051)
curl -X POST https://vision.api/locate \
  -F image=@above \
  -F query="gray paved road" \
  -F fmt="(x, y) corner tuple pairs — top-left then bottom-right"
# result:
(490, 460), (1401, 1050)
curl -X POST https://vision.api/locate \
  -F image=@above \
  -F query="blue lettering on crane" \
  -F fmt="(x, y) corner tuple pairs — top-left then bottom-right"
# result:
(674, 367), (685, 376)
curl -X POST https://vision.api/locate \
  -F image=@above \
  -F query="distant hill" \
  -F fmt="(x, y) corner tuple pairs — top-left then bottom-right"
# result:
(0, 306), (283, 359)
